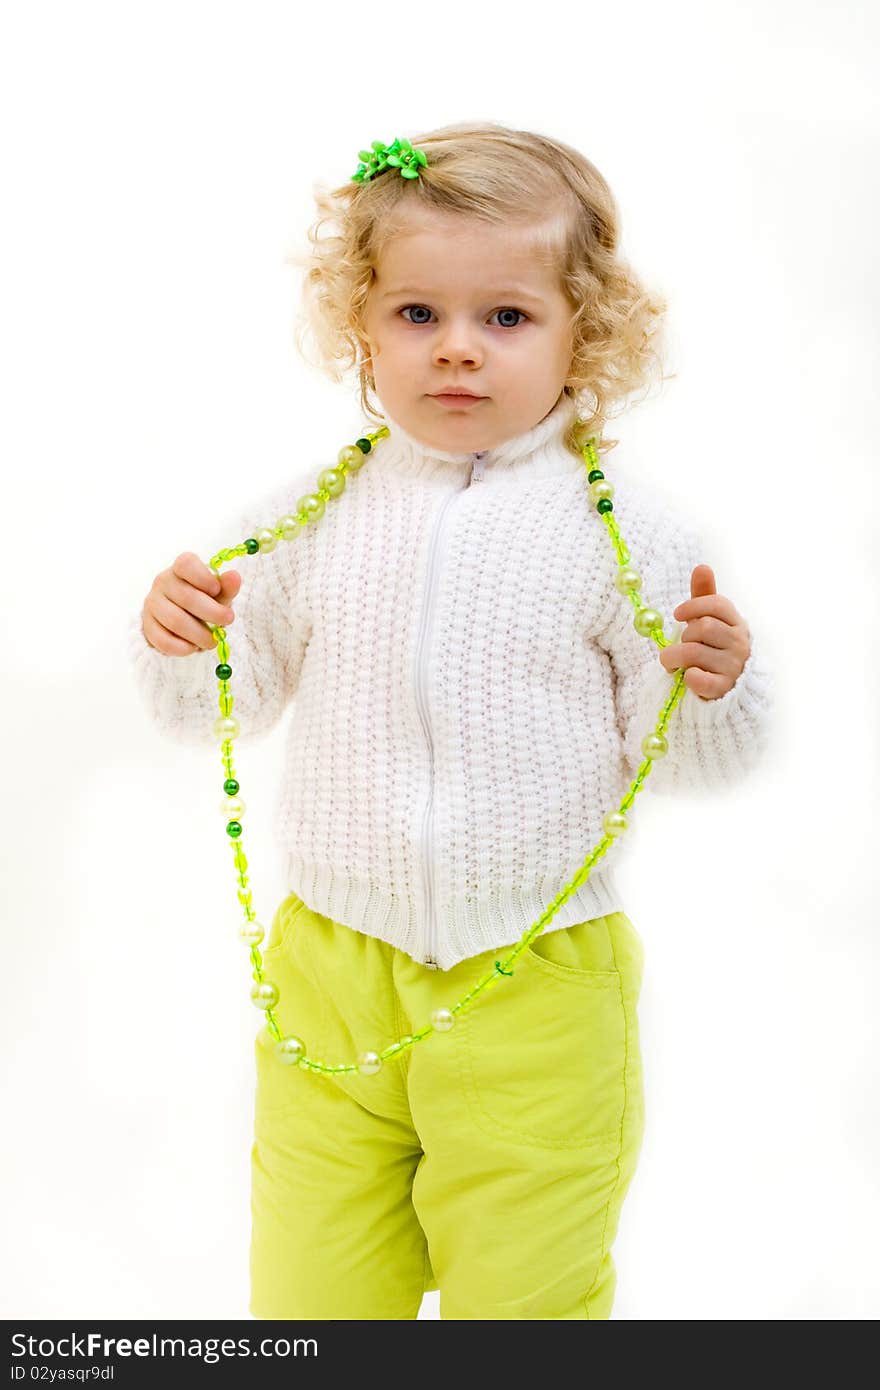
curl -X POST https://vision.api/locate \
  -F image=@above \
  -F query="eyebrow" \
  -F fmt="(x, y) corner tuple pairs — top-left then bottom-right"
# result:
(380, 286), (548, 305)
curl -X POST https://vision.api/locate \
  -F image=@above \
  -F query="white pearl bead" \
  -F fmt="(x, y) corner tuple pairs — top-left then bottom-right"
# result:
(614, 565), (642, 594)
(276, 1035), (306, 1066)
(297, 493), (326, 522)
(239, 919), (265, 946)
(634, 607), (663, 637)
(251, 979), (279, 1009)
(213, 715), (239, 741)
(431, 1007), (455, 1031)
(338, 444), (366, 471)
(278, 514), (300, 540)
(641, 733), (668, 759)
(357, 1050), (382, 1075)
(256, 526), (278, 554)
(602, 810), (628, 837)
(589, 478), (614, 505)
(220, 795), (246, 819)
(317, 468), (345, 497)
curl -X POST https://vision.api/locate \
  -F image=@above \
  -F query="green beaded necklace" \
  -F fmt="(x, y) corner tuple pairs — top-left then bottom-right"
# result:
(204, 426), (687, 1077)
(200, 133), (687, 1079)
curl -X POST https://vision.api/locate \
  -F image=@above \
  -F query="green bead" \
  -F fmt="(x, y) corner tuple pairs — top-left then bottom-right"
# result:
(223, 778), (239, 795)
(355, 437), (372, 454)
(215, 663), (232, 680)
(587, 469), (604, 482)
(226, 821), (243, 838)
(244, 538), (259, 554)
(597, 498), (613, 514)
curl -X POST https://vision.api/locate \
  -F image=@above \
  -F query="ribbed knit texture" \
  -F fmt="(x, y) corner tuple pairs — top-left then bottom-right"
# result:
(127, 390), (774, 968)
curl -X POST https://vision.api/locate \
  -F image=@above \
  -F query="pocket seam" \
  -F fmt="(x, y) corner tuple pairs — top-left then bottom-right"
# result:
(261, 893), (307, 960)
(524, 942), (621, 986)
(253, 897), (327, 1116)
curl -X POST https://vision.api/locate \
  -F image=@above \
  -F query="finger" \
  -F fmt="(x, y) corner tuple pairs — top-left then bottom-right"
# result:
(689, 563), (716, 600)
(660, 642), (741, 676)
(150, 590), (222, 651)
(173, 551), (224, 597)
(684, 666), (729, 699)
(216, 570), (242, 605)
(142, 609), (202, 656)
(673, 593), (741, 624)
(678, 615), (740, 650)
(164, 570), (236, 631)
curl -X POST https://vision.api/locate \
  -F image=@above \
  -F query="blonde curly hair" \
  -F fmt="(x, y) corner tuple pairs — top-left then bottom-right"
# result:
(287, 120), (674, 457)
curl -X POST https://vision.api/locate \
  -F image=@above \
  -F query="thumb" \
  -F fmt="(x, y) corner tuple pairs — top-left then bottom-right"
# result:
(216, 570), (242, 605)
(690, 563), (716, 599)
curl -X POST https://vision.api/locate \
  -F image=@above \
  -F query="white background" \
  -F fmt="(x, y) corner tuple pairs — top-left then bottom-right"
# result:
(2, 0), (878, 1322)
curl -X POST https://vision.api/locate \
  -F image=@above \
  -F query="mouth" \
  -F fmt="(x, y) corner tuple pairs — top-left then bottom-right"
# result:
(430, 392), (487, 406)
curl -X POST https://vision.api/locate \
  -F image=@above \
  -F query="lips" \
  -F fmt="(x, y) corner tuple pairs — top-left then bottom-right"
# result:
(431, 393), (485, 408)
(431, 389), (484, 398)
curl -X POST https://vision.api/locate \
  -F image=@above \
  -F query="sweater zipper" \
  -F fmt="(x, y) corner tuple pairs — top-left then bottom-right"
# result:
(416, 450), (487, 968)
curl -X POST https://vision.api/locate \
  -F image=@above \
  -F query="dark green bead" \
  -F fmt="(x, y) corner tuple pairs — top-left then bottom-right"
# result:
(215, 663), (232, 680)
(226, 821), (243, 839)
(244, 538), (259, 554)
(597, 498), (614, 514)
(223, 778), (240, 795)
(587, 469), (604, 483)
(355, 437), (372, 454)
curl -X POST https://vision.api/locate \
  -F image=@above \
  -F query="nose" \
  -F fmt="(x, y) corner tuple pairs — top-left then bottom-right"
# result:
(431, 318), (484, 369)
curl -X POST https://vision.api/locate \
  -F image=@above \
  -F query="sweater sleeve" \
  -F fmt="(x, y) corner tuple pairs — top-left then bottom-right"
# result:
(126, 483), (312, 746)
(592, 479), (775, 796)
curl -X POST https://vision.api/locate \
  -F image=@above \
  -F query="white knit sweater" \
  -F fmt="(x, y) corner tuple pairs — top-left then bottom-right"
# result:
(127, 390), (774, 969)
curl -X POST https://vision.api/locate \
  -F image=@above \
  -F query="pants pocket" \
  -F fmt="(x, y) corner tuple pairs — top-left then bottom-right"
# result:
(253, 893), (326, 1116)
(260, 891), (308, 960)
(456, 917), (630, 1150)
(526, 912), (619, 975)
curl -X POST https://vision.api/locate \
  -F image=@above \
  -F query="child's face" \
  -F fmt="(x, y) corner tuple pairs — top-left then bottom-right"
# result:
(362, 209), (574, 451)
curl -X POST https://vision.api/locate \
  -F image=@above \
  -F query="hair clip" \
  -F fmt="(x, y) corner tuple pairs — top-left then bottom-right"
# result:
(351, 136), (428, 183)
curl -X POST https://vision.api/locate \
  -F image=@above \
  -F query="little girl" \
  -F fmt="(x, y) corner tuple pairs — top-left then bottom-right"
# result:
(128, 121), (773, 1320)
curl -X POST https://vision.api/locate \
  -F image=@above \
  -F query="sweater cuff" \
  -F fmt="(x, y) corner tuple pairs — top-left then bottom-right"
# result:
(127, 609), (215, 696)
(674, 623), (774, 731)
(631, 621), (774, 792)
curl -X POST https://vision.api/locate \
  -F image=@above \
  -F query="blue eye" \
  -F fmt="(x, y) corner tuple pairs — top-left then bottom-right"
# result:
(400, 305), (528, 328)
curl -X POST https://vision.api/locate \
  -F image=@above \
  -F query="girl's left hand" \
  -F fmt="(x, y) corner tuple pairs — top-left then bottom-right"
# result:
(658, 564), (751, 700)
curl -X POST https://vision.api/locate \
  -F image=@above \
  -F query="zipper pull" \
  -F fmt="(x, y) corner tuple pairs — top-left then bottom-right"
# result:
(470, 450), (487, 485)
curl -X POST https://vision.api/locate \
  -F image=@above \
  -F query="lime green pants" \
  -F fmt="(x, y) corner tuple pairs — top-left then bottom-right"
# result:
(250, 890), (645, 1320)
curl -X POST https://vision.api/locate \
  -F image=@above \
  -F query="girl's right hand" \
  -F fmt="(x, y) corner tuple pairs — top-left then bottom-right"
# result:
(141, 552), (243, 655)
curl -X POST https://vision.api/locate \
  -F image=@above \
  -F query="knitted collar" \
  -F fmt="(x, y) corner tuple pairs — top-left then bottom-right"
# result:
(374, 389), (586, 484)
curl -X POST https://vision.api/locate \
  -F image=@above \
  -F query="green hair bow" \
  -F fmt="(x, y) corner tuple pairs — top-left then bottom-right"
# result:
(351, 137), (428, 183)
